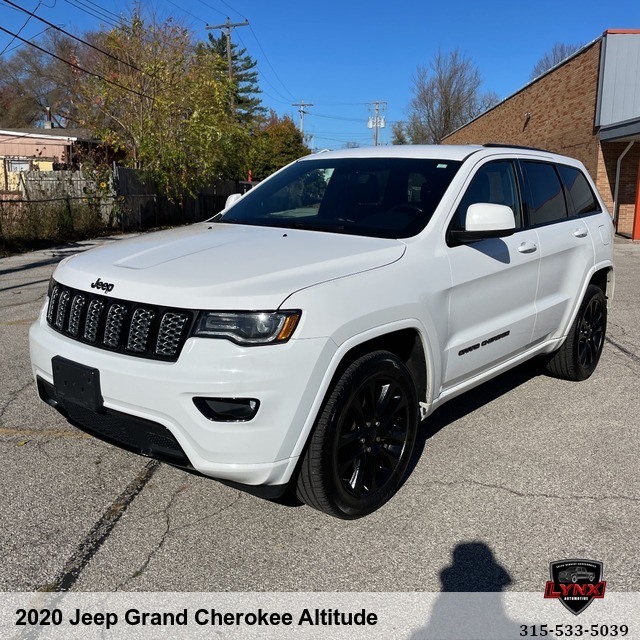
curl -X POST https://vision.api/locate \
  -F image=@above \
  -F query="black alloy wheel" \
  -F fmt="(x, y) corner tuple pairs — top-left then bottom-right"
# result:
(295, 351), (419, 519)
(545, 284), (607, 381)
(577, 295), (605, 370)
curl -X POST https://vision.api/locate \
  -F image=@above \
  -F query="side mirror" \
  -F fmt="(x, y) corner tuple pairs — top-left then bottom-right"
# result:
(450, 203), (516, 243)
(225, 193), (243, 209)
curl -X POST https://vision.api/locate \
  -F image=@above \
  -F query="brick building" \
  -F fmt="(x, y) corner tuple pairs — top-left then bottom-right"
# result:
(444, 30), (640, 240)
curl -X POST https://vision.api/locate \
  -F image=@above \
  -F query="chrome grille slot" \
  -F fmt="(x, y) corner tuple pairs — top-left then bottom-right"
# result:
(67, 294), (86, 337)
(103, 303), (128, 349)
(127, 308), (156, 353)
(55, 289), (71, 330)
(47, 285), (60, 324)
(156, 312), (189, 357)
(84, 299), (104, 343)
(45, 281), (192, 361)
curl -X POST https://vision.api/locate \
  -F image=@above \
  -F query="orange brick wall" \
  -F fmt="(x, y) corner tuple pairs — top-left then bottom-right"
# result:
(445, 39), (639, 237)
(445, 41), (602, 177)
(598, 142), (640, 236)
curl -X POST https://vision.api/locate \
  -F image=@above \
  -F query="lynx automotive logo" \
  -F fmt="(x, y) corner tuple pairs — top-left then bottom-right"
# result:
(544, 559), (606, 615)
(91, 277), (115, 293)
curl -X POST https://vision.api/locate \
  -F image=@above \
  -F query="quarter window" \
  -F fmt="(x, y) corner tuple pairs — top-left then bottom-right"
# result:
(557, 164), (600, 215)
(522, 161), (568, 225)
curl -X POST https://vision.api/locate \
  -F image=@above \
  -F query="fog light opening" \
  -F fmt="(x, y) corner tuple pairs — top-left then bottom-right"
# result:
(193, 397), (260, 422)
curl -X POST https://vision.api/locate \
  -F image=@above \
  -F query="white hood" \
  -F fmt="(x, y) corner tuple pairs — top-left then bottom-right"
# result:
(53, 223), (406, 309)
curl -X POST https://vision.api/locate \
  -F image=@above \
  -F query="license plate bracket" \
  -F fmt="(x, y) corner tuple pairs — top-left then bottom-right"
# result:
(52, 356), (104, 412)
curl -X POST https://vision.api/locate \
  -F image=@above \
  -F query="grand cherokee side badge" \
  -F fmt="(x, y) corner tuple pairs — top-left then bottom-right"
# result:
(90, 277), (115, 293)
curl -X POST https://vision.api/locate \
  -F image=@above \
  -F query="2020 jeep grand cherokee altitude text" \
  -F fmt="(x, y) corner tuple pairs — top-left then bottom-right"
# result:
(30, 145), (614, 519)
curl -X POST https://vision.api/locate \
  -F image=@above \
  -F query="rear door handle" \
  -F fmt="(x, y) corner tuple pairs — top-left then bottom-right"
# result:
(518, 242), (537, 254)
(573, 227), (588, 238)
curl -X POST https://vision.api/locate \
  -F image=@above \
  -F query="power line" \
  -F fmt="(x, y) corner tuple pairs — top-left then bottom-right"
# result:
(2, 0), (142, 72)
(79, 0), (122, 21)
(310, 112), (364, 123)
(63, 0), (121, 29)
(0, 24), (153, 99)
(194, 0), (228, 20)
(247, 24), (297, 102)
(1, 25), (50, 55)
(62, 0), (174, 48)
(218, 0), (244, 19)
(254, 83), (292, 106)
(163, 0), (207, 25)
(230, 32), (292, 105)
(0, 0), (41, 56)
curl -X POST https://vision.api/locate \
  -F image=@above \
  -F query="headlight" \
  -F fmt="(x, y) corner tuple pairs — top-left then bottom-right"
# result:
(193, 310), (301, 345)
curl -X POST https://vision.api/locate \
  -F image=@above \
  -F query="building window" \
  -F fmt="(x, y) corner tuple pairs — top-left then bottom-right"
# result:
(7, 158), (30, 172)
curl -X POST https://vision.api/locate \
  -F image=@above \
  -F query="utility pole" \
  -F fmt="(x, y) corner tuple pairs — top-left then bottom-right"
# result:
(292, 100), (313, 135)
(206, 18), (249, 111)
(367, 101), (387, 146)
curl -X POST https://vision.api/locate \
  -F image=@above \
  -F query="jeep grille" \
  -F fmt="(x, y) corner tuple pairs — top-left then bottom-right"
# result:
(46, 282), (193, 361)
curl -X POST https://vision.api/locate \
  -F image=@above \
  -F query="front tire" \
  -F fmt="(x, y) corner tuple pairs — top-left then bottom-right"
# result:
(295, 351), (419, 519)
(545, 284), (607, 381)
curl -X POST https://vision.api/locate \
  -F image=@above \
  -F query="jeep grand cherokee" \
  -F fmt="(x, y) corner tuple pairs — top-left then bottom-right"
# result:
(30, 145), (614, 519)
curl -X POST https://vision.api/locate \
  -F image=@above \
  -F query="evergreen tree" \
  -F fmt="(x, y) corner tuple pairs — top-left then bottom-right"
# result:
(205, 33), (265, 124)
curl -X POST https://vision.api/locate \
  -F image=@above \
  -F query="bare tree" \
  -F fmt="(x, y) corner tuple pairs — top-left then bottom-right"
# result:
(0, 30), (81, 128)
(398, 49), (498, 145)
(530, 43), (583, 79)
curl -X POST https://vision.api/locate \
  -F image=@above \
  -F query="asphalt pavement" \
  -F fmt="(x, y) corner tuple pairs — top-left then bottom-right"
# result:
(1, 234), (638, 593)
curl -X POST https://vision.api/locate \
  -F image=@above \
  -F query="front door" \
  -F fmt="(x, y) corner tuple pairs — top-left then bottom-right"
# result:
(442, 160), (540, 390)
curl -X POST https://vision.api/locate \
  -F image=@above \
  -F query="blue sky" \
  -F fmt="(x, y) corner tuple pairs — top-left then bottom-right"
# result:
(1, 0), (639, 149)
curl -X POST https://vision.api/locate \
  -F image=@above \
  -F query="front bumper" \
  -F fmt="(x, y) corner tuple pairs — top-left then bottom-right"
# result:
(29, 305), (335, 488)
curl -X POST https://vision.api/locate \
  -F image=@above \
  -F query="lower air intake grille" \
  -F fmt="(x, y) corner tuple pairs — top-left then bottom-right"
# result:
(46, 281), (194, 361)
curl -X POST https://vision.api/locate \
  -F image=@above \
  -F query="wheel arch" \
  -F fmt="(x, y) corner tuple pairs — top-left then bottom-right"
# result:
(288, 322), (435, 463)
(293, 344), (423, 518)
(589, 265), (615, 310)
(330, 328), (429, 403)
(555, 262), (614, 349)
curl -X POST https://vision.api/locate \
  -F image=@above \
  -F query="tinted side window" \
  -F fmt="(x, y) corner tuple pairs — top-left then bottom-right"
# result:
(450, 161), (522, 230)
(557, 164), (600, 215)
(522, 161), (567, 225)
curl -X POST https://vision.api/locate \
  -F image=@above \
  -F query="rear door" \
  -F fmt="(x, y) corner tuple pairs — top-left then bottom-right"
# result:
(519, 161), (596, 343)
(442, 159), (540, 389)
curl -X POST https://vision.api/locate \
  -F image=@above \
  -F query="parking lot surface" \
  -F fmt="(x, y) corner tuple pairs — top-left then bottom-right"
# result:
(1, 235), (638, 592)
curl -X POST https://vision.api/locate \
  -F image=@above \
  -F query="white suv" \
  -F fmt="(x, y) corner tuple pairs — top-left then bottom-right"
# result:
(29, 145), (614, 519)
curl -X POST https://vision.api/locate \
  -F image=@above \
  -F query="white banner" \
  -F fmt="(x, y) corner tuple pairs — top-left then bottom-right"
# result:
(1, 592), (638, 639)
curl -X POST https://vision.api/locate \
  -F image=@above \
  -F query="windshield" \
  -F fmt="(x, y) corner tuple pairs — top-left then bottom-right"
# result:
(218, 157), (461, 238)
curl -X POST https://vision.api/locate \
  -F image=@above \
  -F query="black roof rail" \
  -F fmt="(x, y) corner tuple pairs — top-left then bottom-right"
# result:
(483, 143), (553, 153)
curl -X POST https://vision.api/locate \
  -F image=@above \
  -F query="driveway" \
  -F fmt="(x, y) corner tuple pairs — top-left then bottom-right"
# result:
(1, 235), (638, 594)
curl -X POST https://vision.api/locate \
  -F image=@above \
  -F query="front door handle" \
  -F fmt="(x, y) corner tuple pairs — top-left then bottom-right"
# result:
(518, 242), (538, 254)
(573, 227), (588, 238)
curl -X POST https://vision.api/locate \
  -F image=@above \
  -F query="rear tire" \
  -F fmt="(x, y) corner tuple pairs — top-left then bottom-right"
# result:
(295, 351), (418, 519)
(545, 285), (607, 381)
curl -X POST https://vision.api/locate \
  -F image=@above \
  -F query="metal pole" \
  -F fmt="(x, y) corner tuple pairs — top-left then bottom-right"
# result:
(206, 19), (249, 113)
(292, 101), (313, 135)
